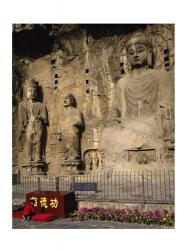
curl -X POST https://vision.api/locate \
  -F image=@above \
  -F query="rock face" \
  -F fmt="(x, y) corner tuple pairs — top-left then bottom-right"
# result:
(12, 24), (174, 175)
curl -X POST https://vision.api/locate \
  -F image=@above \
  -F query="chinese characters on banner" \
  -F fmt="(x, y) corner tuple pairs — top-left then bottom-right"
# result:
(26, 191), (75, 218)
(31, 196), (59, 208)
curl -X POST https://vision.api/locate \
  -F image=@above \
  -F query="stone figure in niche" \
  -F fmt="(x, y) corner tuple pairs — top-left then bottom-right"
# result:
(92, 152), (99, 170)
(113, 32), (174, 149)
(85, 152), (93, 170)
(18, 80), (48, 166)
(58, 94), (84, 167)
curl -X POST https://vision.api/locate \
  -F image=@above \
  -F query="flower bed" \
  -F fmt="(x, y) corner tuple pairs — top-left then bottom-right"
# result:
(71, 208), (174, 227)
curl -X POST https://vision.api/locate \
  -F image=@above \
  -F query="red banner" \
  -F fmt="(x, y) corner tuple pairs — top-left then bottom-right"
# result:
(26, 191), (75, 218)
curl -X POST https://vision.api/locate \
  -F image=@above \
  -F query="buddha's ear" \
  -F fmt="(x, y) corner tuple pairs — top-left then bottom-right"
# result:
(147, 48), (154, 68)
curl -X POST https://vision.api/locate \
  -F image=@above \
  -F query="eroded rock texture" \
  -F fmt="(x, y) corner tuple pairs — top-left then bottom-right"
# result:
(12, 24), (174, 175)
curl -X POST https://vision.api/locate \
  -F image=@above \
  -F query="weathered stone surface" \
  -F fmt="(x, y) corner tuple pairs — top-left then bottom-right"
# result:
(12, 24), (174, 175)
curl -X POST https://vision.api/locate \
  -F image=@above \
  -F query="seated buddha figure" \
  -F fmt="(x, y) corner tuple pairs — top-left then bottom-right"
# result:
(114, 32), (174, 150)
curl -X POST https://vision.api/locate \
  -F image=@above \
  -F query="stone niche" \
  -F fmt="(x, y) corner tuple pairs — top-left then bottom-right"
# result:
(12, 24), (175, 175)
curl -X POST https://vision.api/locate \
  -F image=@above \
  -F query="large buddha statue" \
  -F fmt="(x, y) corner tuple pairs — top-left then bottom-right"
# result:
(100, 33), (174, 166)
(115, 32), (174, 147)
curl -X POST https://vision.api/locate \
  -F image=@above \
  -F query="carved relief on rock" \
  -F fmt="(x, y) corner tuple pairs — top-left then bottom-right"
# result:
(83, 79), (108, 121)
(58, 93), (84, 169)
(18, 80), (48, 171)
(85, 152), (93, 170)
(92, 151), (99, 170)
(84, 149), (101, 171)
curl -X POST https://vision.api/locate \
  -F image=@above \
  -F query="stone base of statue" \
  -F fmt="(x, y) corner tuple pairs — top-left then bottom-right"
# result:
(60, 157), (83, 174)
(21, 161), (46, 175)
(99, 122), (174, 169)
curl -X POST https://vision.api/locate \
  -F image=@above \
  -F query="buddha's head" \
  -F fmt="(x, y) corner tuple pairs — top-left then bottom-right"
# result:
(26, 79), (39, 100)
(63, 93), (76, 108)
(126, 33), (152, 69)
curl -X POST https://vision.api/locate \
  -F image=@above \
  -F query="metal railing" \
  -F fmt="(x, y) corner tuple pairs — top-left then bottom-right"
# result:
(12, 169), (174, 204)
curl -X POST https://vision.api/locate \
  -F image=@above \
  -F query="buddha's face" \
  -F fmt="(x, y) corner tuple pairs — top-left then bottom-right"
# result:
(27, 87), (37, 100)
(127, 44), (149, 68)
(63, 95), (72, 107)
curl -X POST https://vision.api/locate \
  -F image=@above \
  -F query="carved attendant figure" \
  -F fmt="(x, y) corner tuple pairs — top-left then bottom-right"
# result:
(92, 152), (99, 170)
(18, 80), (48, 164)
(59, 94), (84, 164)
(85, 153), (93, 170)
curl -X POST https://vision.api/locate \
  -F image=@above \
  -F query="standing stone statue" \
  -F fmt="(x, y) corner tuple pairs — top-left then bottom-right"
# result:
(85, 152), (93, 170)
(58, 94), (84, 168)
(18, 80), (48, 167)
(113, 32), (174, 149)
(92, 152), (99, 170)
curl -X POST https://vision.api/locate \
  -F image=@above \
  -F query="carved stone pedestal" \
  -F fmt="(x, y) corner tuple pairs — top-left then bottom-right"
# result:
(22, 161), (46, 175)
(61, 159), (83, 174)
